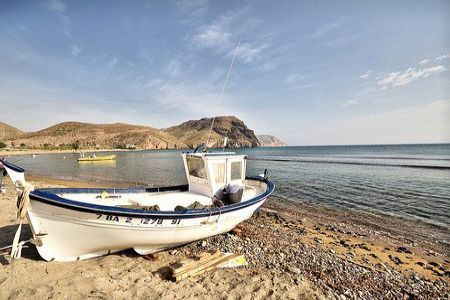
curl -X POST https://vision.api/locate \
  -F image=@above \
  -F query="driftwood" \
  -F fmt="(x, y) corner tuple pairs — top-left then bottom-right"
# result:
(170, 250), (247, 281)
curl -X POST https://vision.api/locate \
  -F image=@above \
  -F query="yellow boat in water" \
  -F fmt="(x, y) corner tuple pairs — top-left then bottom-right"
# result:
(77, 154), (116, 162)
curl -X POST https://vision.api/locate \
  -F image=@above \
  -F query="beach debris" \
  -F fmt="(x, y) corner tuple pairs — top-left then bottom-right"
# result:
(168, 250), (247, 281)
(231, 227), (242, 236)
(143, 253), (159, 261)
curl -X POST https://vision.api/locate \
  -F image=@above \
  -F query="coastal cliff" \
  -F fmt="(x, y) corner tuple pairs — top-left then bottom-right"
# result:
(257, 135), (287, 147)
(164, 116), (260, 148)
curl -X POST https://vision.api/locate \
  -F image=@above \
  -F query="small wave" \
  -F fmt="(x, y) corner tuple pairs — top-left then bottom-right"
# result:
(250, 158), (450, 170)
(251, 154), (450, 161)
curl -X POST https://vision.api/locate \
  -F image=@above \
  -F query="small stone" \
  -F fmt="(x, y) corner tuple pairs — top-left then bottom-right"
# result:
(428, 261), (442, 268)
(396, 246), (413, 254)
(388, 254), (403, 265)
(287, 266), (301, 274)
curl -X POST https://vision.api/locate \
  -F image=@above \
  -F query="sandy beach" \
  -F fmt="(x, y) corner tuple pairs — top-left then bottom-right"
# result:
(1, 176), (449, 299)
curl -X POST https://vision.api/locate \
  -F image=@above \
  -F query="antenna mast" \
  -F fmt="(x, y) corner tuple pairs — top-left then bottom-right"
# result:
(206, 39), (241, 149)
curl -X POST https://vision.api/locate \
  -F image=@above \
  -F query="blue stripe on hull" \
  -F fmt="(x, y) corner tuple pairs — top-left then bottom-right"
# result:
(0, 158), (25, 173)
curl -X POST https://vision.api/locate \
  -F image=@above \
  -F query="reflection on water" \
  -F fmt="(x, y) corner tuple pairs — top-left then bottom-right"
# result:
(78, 160), (117, 167)
(5, 144), (450, 228)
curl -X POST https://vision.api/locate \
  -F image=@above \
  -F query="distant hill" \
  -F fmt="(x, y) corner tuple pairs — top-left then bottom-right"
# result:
(257, 135), (287, 147)
(164, 116), (260, 148)
(4, 116), (262, 150)
(13, 122), (186, 150)
(0, 122), (23, 141)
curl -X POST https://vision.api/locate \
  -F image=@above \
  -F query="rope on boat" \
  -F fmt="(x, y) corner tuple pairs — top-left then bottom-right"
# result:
(11, 181), (34, 259)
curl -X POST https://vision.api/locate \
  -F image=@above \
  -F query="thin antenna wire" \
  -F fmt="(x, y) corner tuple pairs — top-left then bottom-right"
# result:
(206, 39), (241, 148)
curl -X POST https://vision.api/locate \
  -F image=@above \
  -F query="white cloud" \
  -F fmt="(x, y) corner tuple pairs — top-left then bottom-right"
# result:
(43, 0), (66, 13)
(235, 42), (269, 63)
(70, 44), (83, 56)
(377, 65), (446, 88)
(142, 79), (163, 89)
(152, 82), (232, 117)
(106, 56), (118, 68)
(360, 70), (372, 79)
(193, 21), (231, 49)
(312, 21), (342, 38)
(419, 59), (430, 65)
(355, 87), (377, 96)
(436, 53), (450, 60)
(192, 15), (270, 65)
(340, 99), (359, 106)
(43, 0), (72, 38)
(163, 59), (182, 77)
(285, 73), (304, 84)
(176, 0), (209, 24)
(177, 0), (208, 13)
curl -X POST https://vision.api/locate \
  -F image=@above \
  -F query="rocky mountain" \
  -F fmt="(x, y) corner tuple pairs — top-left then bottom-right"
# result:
(257, 135), (287, 147)
(12, 122), (186, 150)
(164, 116), (260, 148)
(0, 122), (23, 141)
(3, 116), (261, 150)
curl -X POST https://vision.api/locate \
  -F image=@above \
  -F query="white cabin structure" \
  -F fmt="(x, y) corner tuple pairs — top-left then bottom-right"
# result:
(182, 152), (247, 198)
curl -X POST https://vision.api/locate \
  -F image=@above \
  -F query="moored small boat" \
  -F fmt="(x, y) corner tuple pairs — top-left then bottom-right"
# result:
(1, 150), (274, 262)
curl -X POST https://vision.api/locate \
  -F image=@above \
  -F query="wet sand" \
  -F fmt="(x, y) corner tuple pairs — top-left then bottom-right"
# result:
(0, 176), (449, 299)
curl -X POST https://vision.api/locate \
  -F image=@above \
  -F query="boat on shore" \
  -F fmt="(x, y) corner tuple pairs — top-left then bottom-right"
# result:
(77, 154), (116, 162)
(1, 149), (274, 262)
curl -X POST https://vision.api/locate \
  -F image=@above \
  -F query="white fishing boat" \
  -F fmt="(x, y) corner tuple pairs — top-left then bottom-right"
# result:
(1, 150), (274, 262)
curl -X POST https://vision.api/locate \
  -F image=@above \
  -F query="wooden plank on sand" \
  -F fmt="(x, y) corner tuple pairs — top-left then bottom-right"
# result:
(171, 250), (246, 281)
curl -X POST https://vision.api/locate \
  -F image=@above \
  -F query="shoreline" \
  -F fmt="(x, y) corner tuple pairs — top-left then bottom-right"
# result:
(0, 148), (143, 157)
(1, 176), (449, 298)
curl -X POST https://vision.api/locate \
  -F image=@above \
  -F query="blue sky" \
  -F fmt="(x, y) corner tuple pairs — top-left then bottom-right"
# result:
(0, 0), (449, 145)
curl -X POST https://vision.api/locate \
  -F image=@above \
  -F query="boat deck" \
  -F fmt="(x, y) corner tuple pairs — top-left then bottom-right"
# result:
(57, 181), (266, 212)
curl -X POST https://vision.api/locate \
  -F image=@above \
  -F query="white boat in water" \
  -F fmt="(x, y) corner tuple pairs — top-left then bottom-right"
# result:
(1, 150), (274, 262)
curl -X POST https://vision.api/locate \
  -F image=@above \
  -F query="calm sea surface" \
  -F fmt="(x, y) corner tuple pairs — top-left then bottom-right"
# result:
(4, 144), (450, 228)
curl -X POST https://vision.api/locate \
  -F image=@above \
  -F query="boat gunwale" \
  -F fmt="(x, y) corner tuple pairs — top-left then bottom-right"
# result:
(29, 177), (275, 219)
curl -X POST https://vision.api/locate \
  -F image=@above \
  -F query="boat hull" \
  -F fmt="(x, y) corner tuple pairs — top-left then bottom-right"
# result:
(27, 193), (268, 261)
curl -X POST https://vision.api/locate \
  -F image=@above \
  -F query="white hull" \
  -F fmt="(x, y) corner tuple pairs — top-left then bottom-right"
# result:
(27, 195), (267, 261)
(1, 153), (274, 262)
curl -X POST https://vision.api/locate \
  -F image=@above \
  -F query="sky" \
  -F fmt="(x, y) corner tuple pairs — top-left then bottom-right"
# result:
(0, 0), (449, 145)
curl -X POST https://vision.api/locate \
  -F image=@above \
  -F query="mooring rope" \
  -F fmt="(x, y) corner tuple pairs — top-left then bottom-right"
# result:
(11, 181), (34, 259)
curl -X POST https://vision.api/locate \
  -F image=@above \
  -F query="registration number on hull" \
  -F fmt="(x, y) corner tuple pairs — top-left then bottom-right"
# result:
(96, 214), (181, 226)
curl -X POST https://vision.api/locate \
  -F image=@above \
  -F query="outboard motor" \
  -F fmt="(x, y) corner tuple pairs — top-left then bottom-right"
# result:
(259, 169), (269, 180)
(225, 183), (243, 204)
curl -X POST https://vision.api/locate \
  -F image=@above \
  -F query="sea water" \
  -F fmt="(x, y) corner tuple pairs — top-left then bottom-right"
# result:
(5, 144), (450, 228)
